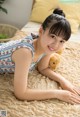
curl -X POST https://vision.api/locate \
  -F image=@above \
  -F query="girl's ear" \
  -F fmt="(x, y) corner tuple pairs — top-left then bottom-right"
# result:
(39, 26), (44, 37)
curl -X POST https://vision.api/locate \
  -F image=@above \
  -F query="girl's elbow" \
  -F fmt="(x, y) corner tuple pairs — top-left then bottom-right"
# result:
(14, 91), (25, 100)
(14, 89), (32, 101)
(37, 66), (44, 74)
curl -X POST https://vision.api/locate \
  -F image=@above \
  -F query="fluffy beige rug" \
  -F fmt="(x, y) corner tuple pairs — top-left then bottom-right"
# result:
(0, 41), (80, 117)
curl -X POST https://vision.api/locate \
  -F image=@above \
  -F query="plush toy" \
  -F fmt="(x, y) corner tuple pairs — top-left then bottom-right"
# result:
(49, 48), (64, 70)
(49, 53), (61, 70)
(56, 48), (63, 55)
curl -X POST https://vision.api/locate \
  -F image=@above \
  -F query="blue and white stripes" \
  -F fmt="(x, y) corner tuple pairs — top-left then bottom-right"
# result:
(0, 36), (34, 74)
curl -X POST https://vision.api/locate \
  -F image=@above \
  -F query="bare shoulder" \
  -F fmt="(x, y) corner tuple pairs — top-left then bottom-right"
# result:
(37, 54), (52, 71)
(12, 48), (32, 63)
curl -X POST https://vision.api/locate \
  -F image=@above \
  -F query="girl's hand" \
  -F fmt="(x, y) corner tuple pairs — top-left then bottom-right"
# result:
(60, 79), (80, 95)
(55, 90), (80, 104)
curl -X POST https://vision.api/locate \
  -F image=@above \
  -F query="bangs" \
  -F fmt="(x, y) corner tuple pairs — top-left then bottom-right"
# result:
(49, 20), (71, 41)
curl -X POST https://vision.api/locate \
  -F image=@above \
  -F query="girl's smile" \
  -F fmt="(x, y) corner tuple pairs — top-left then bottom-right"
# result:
(38, 28), (66, 54)
(47, 45), (55, 51)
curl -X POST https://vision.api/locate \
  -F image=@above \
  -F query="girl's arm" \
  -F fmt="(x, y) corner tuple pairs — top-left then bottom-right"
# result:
(12, 48), (57, 100)
(37, 54), (80, 95)
(12, 49), (80, 104)
(37, 54), (65, 83)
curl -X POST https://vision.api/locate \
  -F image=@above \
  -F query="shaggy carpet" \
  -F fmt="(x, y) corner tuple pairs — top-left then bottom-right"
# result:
(0, 41), (80, 117)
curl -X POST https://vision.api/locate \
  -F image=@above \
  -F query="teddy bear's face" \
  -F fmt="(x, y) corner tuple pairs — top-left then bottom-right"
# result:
(49, 53), (60, 70)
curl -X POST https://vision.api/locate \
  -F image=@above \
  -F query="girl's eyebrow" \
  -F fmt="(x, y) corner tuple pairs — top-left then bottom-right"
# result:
(50, 34), (59, 39)
(50, 33), (66, 42)
(49, 34), (56, 37)
(51, 33), (55, 35)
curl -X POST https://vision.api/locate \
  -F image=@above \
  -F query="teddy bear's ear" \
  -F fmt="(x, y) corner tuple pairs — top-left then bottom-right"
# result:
(56, 48), (63, 55)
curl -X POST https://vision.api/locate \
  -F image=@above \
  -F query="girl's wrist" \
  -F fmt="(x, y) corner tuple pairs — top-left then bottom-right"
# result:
(51, 90), (60, 99)
(58, 76), (67, 85)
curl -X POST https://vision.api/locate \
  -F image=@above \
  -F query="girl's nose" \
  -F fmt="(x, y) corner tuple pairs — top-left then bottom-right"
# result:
(51, 42), (59, 50)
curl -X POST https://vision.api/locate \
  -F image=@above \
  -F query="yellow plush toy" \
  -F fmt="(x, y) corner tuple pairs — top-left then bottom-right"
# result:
(56, 48), (63, 55)
(49, 53), (61, 70)
(49, 48), (63, 70)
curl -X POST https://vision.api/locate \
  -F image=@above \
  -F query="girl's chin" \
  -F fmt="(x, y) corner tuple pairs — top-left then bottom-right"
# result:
(44, 49), (55, 55)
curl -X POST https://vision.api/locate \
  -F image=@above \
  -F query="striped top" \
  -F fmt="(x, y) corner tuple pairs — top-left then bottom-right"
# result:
(0, 35), (45, 74)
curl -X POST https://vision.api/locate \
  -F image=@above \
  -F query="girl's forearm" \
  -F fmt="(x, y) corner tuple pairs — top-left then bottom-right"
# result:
(15, 89), (57, 100)
(39, 68), (66, 85)
(15, 68), (67, 101)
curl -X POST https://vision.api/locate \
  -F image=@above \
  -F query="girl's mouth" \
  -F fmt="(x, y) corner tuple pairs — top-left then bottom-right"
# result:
(48, 46), (54, 51)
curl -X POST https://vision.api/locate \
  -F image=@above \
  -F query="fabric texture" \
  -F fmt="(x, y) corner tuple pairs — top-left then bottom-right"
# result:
(30, 0), (80, 33)
(0, 36), (34, 74)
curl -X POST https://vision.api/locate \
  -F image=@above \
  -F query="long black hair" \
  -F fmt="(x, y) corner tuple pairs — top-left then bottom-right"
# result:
(42, 8), (71, 41)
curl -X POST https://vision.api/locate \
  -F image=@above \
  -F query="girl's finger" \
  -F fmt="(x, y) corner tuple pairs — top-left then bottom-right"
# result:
(74, 87), (80, 95)
(70, 94), (80, 104)
(70, 89), (78, 95)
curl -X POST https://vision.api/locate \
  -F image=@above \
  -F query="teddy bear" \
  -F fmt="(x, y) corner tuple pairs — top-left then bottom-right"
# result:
(49, 48), (63, 70)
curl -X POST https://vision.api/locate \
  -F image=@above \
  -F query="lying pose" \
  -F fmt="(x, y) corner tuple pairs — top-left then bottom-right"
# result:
(0, 8), (80, 104)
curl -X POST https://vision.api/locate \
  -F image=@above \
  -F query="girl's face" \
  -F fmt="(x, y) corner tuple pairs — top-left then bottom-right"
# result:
(39, 27), (66, 55)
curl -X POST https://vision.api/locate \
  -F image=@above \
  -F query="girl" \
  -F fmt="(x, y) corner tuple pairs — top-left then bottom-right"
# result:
(0, 8), (80, 104)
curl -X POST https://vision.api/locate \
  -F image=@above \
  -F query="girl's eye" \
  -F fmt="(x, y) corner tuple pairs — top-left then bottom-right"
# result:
(60, 40), (65, 43)
(50, 35), (56, 38)
(51, 35), (55, 38)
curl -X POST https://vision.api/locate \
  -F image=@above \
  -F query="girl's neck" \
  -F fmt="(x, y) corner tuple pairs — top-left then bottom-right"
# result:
(33, 38), (44, 56)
